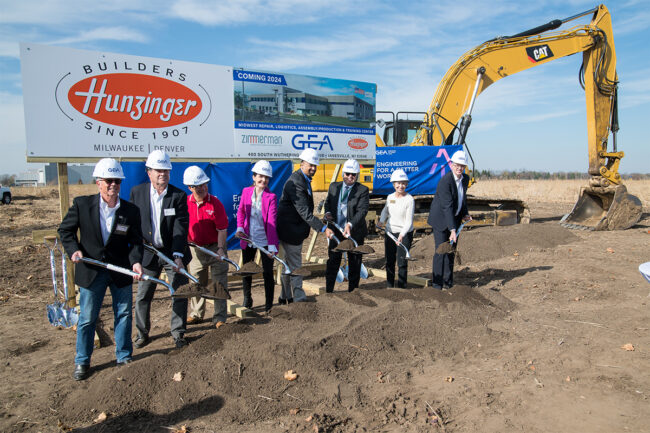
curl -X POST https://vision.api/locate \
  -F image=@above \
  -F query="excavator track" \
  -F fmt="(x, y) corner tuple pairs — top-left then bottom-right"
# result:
(366, 194), (530, 232)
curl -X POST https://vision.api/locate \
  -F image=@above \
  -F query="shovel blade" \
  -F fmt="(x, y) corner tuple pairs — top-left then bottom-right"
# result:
(352, 244), (375, 255)
(360, 264), (369, 279)
(336, 268), (345, 283)
(47, 303), (63, 327)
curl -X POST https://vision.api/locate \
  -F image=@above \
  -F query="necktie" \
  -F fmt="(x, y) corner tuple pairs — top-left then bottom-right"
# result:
(341, 186), (350, 202)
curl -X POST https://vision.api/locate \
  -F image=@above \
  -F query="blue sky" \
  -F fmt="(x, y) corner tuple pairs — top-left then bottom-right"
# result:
(1, 0), (649, 175)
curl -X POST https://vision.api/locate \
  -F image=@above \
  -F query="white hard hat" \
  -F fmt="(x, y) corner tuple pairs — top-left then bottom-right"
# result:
(390, 169), (409, 183)
(450, 150), (468, 166)
(342, 159), (360, 174)
(252, 160), (273, 177)
(183, 166), (210, 186)
(93, 158), (125, 179)
(298, 148), (319, 165)
(145, 150), (172, 170)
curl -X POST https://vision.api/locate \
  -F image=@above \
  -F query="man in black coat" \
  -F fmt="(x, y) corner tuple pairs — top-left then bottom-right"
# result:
(276, 148), (325, 302)
(58, 158), (143, 380)
(129, 150), (190, 349)
(427, 150), (472, 289)
(324, 159), (369, 292)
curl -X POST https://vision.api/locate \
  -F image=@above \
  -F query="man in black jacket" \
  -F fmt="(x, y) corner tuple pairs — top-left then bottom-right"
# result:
(276, 148), (325, 303)
(324, 159), (369, 292)
(427, 150), (472, 289)
(58, 158), (143, 380)
(129, 150), (190, 349)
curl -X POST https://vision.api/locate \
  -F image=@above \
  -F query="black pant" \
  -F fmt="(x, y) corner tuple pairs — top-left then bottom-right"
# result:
(241, 245), (275, 311)
(384, 231), (413, 288)
(432, 228), (456, 288)
(326, 234), (363, 292)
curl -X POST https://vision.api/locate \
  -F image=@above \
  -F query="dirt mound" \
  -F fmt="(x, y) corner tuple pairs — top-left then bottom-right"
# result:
(411, 222), (579, 263)
(57, 285), (514, 430)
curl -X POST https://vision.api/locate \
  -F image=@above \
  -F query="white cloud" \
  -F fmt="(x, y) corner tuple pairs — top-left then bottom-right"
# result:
(49, 27), (149, 45)
(248, 34), (399, 70)
(169, 0), (355, 26)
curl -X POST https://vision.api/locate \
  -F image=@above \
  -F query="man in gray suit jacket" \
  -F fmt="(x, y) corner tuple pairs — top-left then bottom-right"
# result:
(427, 150), (472, 289)
(323, 159), (369, 293)
(276, 148), (325, 303)
(129, 150), (190, 349)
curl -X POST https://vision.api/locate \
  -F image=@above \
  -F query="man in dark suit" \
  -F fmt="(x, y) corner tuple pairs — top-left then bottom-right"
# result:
(129, 150), (190, 349)
(58, 158), (143, 381)
(276, 148), (325, 303)
(324, 159), (369, 292)
(427, 150), (472, 289)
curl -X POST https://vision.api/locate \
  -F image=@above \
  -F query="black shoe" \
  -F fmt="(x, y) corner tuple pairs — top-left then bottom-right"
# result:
(117, 359), (133, 366)
(278, 297), (287, 305)
(73, 364), (89, 381)
(287, 298), (294, 304)
(134, 335), (150, 348)
(432, 285), (443, 290)
(175, 337), (188, 348)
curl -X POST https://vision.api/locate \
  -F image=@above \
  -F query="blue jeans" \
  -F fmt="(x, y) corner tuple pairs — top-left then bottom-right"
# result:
(75, 269), (133, 365)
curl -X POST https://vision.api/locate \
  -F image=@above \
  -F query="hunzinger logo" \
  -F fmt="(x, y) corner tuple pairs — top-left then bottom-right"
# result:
(68, 73), (202, 128)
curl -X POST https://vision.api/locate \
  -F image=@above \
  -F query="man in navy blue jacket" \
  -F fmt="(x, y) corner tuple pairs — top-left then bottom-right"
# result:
(427, 150), (472, 289)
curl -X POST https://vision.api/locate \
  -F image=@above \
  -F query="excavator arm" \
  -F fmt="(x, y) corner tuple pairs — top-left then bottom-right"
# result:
(414, 4), (641, 230)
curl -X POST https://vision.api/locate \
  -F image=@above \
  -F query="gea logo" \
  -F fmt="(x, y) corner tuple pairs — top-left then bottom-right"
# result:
(68, 73), (202, 128)
(348, 137), (368, 149)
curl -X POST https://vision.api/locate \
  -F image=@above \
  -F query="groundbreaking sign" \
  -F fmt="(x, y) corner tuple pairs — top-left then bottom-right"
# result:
(20, 43), (376, 161)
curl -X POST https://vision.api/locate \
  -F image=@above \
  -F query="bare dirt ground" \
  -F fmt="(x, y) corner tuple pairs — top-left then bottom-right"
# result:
(1, 185), (649, 433)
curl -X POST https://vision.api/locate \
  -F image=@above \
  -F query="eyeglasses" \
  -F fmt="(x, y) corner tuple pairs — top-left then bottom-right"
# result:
(101, 178), (122, 185)
(343, 172), (357, 177)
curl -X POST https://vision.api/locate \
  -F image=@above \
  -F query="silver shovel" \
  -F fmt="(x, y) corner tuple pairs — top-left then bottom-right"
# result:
(327, 222), (370, 279)
(384, 230), (416, 261)
(55, 242), (79, 327)
(187, 242), (240, 271)
(44, 238), (65, 327)
(328, 221), (375, 255)
(78, 257), (174, 295)
(239, 235), (310, 277)
(144, 243), (199, 284)
(435, 221), (468, 254)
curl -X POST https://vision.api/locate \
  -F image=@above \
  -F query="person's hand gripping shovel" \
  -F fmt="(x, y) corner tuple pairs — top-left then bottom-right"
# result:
(238, 234), (311, 277)
(144, 243), (203, 298)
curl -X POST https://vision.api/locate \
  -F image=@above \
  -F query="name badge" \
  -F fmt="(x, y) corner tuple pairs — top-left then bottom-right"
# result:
(164, 208), (176, 216)
(389, 200), (396, 204)
(115, 224), (129, 235)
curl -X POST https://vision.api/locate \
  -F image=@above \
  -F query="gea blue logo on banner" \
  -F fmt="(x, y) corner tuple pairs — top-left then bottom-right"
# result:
(291, 133), (334, 151)
(233, 70), (287, 85)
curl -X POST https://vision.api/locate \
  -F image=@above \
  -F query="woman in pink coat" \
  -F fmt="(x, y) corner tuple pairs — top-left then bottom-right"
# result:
(235, 160), (279, 312)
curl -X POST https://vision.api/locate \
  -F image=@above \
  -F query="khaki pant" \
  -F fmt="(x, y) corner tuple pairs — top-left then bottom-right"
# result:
(188, 244), (229, 323)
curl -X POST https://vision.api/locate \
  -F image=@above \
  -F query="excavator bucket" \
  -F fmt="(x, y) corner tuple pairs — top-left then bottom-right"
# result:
(561, 184), (642, 230)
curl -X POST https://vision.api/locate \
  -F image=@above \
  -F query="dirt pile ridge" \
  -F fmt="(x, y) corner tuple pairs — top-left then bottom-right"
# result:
(57, 286), (514, 431)
(411, 221), (580, 263)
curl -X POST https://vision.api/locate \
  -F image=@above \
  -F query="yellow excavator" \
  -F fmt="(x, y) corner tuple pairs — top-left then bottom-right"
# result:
(317, 4), (643, 230)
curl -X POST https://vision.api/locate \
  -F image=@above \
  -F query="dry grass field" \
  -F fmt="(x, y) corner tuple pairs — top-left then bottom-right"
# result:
(12, 179), (649, 210)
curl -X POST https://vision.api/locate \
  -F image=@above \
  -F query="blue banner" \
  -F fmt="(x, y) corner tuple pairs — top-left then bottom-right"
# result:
(233, 69), (287, 85)
(372, 145), (463, 195)
(120, 160), (293, 250)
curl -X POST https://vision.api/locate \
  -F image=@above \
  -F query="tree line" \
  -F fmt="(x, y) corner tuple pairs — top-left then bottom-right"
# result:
(473, 170), (650, 180)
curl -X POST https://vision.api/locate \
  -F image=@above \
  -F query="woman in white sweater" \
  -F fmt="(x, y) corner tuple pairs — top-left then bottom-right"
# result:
(377, 169), (415, 288)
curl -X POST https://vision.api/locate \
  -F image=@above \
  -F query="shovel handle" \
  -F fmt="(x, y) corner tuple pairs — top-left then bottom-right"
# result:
(451, 221), (468, 246)
(144, 244), (199, 283)
(385, 230), (413, 260)
(328, 221), (359, 247)
(79, 257), (174, 295)
(238, 235), (290, 274)
(188, 242), (241, 271)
